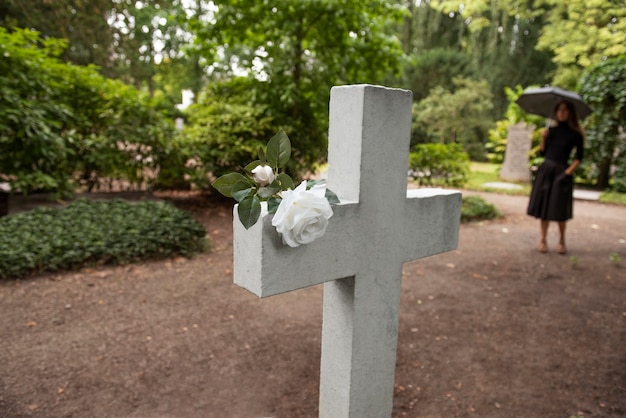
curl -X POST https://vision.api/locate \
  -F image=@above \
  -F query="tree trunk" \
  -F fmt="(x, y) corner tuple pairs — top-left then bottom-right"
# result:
(402, 0), (414, 54)
(0, 191), (8, 217)
(597, 156), (613, 190)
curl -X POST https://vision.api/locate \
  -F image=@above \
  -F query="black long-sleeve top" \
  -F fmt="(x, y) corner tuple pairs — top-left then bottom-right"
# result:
(542, 121), (584, 165)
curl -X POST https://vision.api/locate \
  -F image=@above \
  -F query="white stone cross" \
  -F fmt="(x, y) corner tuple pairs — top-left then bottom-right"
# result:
(233, 84), (461, 417)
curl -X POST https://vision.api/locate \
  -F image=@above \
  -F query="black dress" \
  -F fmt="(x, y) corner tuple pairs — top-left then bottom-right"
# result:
(527, 121), (584, 221)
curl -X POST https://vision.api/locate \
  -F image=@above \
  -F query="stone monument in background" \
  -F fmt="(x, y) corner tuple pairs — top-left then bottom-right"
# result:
(500, 122), (535, 183)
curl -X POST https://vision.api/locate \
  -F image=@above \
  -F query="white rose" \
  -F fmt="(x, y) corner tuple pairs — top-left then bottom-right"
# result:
(271, 181), (334, 248)
(251, 165), (275, 186)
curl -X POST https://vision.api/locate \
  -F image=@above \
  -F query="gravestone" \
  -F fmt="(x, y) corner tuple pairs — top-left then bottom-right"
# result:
(500, 122), (535, 182)
(233, 85), (461, 417)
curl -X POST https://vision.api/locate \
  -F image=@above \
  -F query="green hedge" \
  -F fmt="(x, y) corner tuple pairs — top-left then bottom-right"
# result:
(0, 199), (207, 279)
(461, 196), (501, 222)
(409, 143), (470, 187)
(0, 28), (175, 197)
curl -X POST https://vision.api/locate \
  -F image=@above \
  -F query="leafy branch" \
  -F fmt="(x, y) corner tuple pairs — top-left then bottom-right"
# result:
(212, 130), (338, 229)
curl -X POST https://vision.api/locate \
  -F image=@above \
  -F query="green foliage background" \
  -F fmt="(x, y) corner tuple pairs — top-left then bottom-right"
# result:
(579, 56), (626, 191)
(409, 143), (470, 187)
(1, 1), (625, 194)
(0, 28), (175, 197)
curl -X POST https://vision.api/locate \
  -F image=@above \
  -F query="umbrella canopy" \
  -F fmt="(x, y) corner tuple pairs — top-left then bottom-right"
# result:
(515, 86), (593, 119)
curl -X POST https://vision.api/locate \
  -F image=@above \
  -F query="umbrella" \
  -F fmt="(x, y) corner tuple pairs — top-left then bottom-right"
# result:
(515, 86), (593, 119)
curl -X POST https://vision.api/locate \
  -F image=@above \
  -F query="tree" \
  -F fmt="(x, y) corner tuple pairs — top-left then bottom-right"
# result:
(190, 0), (406, 175)
(425, 0), (555, 116)
(0, 0), (116, 76)
(399, 0), (466, 55)
(537, 0), (626, 89)
(108, 0), (191, 96)
(404, 48), (476, 102)
(579, 56), (626, 190)
(413, 77), (494, 160)
(0, 28), (175, 196)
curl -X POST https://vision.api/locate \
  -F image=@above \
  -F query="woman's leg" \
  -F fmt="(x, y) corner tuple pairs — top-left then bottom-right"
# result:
(557, 221), (567, 254)
(539, 220), (549, 252)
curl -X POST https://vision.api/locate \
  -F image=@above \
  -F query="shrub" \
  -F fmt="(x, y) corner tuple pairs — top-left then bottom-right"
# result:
(0, 199), (207, 279)
(485, 86), (545, 164)
(0, 28), (76, 197)
(461, 195), (501, 222)
(0, 28), (175, 197)
(580, 56), (626, 190)
(409, 143), (470, 187)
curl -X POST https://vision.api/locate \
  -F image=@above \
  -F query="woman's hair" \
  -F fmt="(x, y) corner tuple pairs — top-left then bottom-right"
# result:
(553, 100), (585, 139)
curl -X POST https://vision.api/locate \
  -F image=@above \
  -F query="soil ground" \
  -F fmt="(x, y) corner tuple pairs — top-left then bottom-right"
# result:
(0, 190), (624, 418)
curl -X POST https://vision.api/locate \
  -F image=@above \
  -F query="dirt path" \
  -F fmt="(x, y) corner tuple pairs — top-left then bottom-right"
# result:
(0, 191), (624, 418)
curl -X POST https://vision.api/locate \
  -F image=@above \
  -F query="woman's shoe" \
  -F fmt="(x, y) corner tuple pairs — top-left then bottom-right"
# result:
(557, 244), (567, 255)
(538, 242), (548, 253)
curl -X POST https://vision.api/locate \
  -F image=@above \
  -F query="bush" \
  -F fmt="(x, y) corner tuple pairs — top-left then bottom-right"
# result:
(0, 28), (175, 197)
(580, 57), (626, 190)
(485, 86), (545, 164)
(0, 28), (75, 196)
(0, 199), (207, 279)
(409, 143), (470, 187)
(461, 195), (501, 222)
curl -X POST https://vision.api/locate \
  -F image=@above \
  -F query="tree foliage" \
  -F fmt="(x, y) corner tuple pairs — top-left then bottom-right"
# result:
(537, 0), (626, 88)
(0, 28), (174, 196)
(416, 0), (555, 116)
(190, 0), (406, 176)
(0, 0), (115, 73)
(404, 48), (476, 102)
(413, 77), (494, 160)
(579, 56), (626, 191)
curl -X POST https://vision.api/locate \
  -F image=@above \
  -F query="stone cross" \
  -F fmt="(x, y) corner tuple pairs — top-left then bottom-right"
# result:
(233, 84), (461, 417)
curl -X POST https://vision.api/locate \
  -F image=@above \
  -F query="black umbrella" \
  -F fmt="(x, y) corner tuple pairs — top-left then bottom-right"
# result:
(515, 86), (593, 119)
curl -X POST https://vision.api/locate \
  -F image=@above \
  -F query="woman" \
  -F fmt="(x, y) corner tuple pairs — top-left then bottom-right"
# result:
(527, 100), (584, 254)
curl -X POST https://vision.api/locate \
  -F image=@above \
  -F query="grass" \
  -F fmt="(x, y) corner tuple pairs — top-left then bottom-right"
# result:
(464, 162), (531, 196)
(320, 160), (626, 206)
(464, 162), (626, 206)
(599, 190), (626, 206)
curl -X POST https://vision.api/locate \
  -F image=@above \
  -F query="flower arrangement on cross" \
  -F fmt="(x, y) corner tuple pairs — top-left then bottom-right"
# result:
(212, 130), (339, 247)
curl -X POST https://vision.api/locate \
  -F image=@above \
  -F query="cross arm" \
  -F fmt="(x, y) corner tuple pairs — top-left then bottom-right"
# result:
(400, 189), (462, 262)
(233, 203), (361, 298)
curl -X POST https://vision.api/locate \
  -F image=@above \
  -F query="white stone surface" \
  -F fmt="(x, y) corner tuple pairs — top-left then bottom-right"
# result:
(573, 189), (601, 201)
(500, 122), (535, 182)
(233, 84), (462, 418)
(482, 182), (523, 190)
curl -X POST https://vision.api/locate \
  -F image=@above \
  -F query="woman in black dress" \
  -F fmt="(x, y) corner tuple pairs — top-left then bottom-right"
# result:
(527, 100), (584, 254)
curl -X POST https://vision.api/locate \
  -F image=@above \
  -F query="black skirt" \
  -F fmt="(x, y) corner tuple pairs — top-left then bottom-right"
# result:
(527, 159), (573, 221)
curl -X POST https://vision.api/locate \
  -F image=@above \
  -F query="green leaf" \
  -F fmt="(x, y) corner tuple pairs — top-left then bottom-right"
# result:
(238, 195), (262, 230)
(232, 180), (254, 202)
(244, 160), (262, 172)
(325, 188), (340, 204)
(258, 146), (266, 165)
(257, 185), (279, 199)
(266, 130), (291, 168)
(306, 179), (325, 189)
(274, 173), (294, 191)
(267, 197), (281, 214)
(212, 173), (248, 198)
